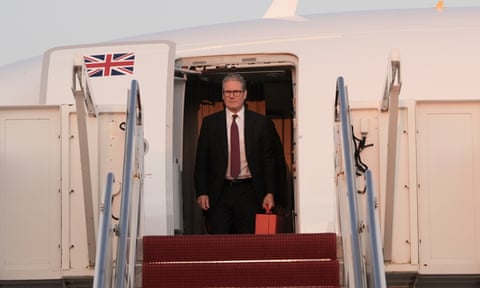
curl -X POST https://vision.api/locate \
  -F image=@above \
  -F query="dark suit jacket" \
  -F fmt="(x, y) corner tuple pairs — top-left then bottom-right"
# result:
(194, 108), (276, 207)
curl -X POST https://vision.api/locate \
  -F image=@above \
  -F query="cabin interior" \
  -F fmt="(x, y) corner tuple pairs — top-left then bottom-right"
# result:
(177, 61), (296, 234)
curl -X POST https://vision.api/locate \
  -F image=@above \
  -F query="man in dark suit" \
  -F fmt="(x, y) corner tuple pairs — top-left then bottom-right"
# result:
(194, 72), (276, 234)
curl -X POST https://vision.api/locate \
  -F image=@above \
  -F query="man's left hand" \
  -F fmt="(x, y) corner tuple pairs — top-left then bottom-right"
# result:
(262, 193), (275, 212)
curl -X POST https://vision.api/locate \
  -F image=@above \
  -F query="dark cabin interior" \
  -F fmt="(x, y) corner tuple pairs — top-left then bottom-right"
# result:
(179, 66), (296, 234)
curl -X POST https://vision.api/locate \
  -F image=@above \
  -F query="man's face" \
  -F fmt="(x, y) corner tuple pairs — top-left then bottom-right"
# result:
(223, 80), (247, 113)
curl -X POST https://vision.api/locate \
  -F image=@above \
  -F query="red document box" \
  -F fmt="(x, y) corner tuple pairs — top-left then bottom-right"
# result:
(255, 213), (283, 234)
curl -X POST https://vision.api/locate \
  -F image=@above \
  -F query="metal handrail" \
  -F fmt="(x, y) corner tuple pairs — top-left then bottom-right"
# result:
(334, 76), (387, 288)
(335, 76), (366, 287)
(93, 172), (115, 288)
(92, 79), (144, 288)
(365, 170), (387, 288)
(114, 79), (144, 288)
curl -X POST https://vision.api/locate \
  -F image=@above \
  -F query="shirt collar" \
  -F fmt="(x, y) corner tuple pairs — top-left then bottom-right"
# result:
(226, 106), (245, 119)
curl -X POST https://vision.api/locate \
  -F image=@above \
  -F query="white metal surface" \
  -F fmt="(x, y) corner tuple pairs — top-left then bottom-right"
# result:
(0, 107), (61, 279)
(417, 101), (480, 274)
(42, 41), (176, 235)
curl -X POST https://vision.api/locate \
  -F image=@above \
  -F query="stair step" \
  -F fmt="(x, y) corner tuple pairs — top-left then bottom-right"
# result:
(143, 233), (337, 262)
(142, 233), (339, 287)
(143, 260), (339, 287)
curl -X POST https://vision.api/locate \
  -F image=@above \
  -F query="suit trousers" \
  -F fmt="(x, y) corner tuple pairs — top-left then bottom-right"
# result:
(206, 179), (261, 234)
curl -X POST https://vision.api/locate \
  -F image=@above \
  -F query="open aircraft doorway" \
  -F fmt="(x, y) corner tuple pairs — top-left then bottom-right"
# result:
(176, 54), (297, 234)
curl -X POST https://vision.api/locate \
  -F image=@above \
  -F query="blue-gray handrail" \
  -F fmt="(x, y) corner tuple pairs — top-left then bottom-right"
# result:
(334, 76), (386, 288)
(365, 170), (387, 288)
(335, 76), (366, 287)
(115, 79), (144, 288)
(92, 79), (144, 288)
(93, 172), (115, 288)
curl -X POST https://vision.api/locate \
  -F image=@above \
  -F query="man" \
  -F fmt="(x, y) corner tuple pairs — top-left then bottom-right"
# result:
(194, 72), (276, 234)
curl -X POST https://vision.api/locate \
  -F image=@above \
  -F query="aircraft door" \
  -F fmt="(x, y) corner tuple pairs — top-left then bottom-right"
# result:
(41, 40), (178, 235)
(417, 102), (480, 274)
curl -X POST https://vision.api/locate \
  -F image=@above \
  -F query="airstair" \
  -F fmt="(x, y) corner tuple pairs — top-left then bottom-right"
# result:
(90, 77), (386, 288)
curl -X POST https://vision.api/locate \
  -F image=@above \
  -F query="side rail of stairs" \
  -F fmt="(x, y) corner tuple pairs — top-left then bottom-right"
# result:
(93, 79), (145, 288)
(94, 172), (115, 288)
(334, 76), (386, 288)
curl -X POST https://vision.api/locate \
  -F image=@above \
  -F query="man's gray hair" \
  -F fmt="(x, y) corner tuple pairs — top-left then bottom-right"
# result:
(222, 72), (246, 90)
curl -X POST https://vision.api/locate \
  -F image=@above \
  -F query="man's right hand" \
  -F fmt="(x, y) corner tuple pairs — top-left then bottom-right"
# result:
(197, 195), (210, 211)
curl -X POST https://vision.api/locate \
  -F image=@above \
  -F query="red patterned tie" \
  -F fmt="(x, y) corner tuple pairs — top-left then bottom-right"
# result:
(230, 114), (240, 178)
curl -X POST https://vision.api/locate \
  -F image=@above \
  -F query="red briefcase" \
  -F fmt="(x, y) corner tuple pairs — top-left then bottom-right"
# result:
(255, 212), (283, 234)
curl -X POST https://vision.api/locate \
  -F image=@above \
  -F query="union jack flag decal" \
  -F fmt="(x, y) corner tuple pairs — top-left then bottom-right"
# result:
(83, 52), (135, 77)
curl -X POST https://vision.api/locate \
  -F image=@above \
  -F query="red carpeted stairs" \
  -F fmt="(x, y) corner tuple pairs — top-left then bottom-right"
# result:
(142, 233), (340, 287)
